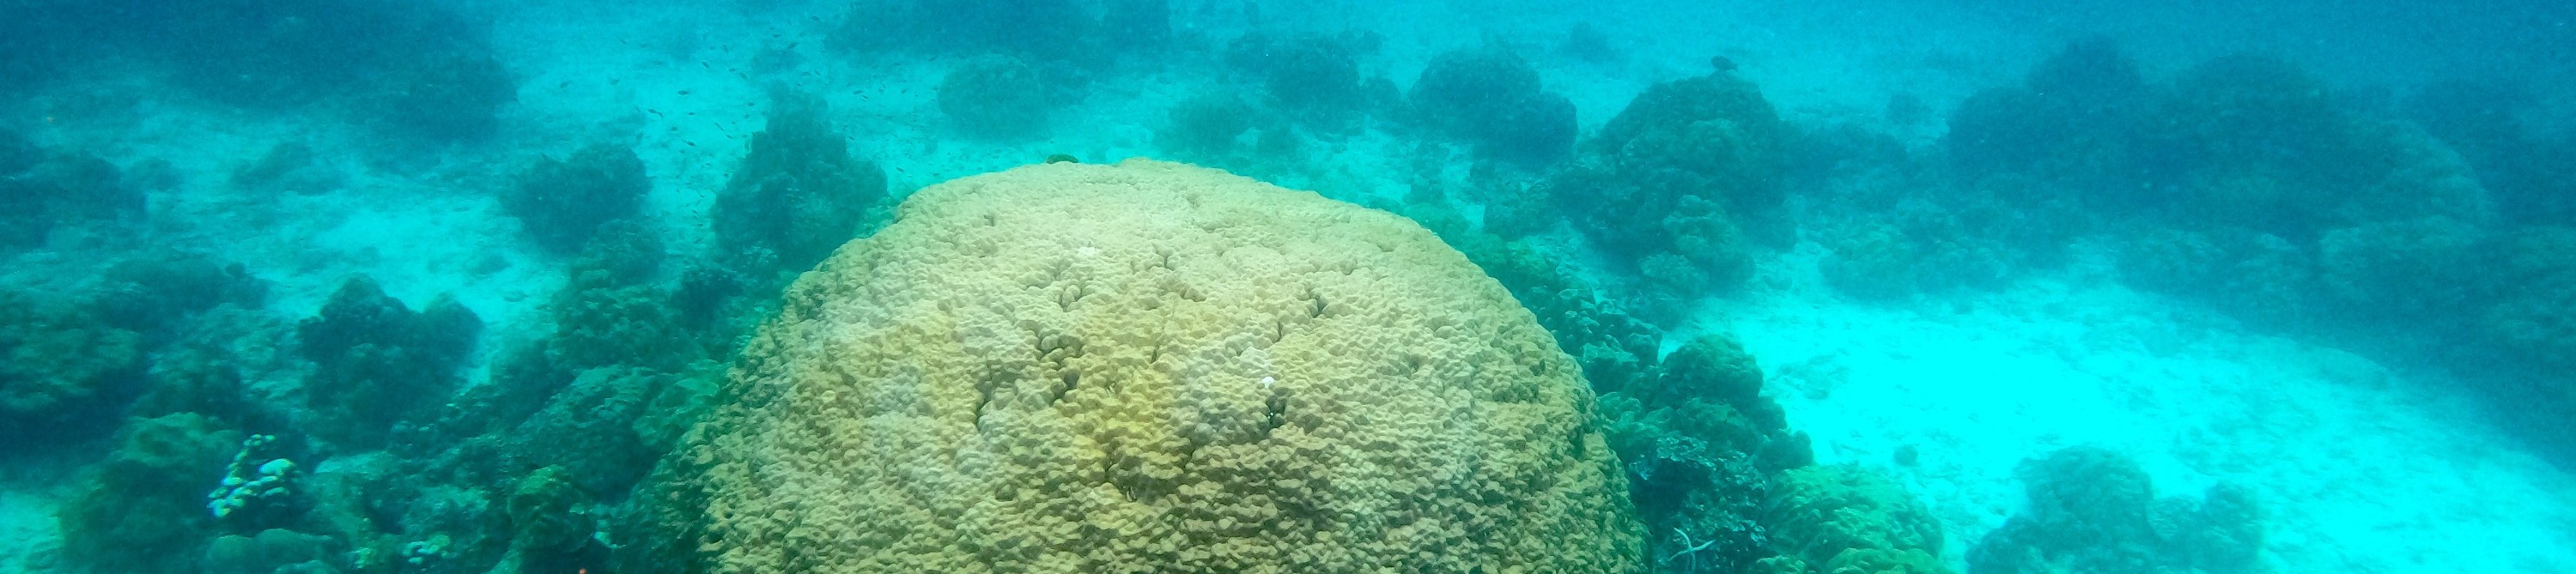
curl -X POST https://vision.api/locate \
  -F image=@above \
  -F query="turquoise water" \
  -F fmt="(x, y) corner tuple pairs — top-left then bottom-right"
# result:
(2, 0), (2572, 572)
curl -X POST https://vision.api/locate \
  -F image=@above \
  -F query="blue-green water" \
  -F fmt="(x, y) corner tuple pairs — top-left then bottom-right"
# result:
(1, 1), (2571, 572)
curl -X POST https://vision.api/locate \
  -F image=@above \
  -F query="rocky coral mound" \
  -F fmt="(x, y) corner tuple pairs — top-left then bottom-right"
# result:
(633, 159), (1643, 573)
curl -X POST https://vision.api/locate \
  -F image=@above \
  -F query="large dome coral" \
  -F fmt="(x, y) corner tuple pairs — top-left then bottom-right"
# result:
(639, 159), (1642, 573)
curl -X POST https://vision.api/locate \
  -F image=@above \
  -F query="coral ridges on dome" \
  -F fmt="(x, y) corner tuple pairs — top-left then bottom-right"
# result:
(629, 159), (1645, 573)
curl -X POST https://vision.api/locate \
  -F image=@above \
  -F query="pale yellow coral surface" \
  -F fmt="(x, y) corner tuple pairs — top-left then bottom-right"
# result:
(678, 159), (1643, 573)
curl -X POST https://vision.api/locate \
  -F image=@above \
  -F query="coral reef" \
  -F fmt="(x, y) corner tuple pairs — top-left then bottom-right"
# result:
(365, 50), (517, 142)
(712, 88), (890, 278)
(1410, 45), (1577, 166)
(1151, 89), (1317, 180)
(1375, 190), (1669, 397)
(3, 0), (520, 141)
(57, 412), (244, 574)
(92, 250), (270, 338)
(1948, 44), (2488, 240)
(938, 57), (1055, 138)
(538, 227), (699, 376)
(0, 290), (145, 445)
(624, 160), (1643, 572)
(1600, 334), (1814, 573)
(505, 465), (608, 571)
(2480, 227), (2576, 447)
(1563, 22), (1619, 63)
(674, 264), (748, 329)
(1467, 239), (1665, 390)
(1967, 446), (2264, 574)
(503, 367), (675, 496)
(2405, 79), (2576, 225)
(1303, 192), (1934, 574)
(426, 222), (722, 492)
(1944, 39), (2153, 190)
(205, 433), (302, 523)
(2115, 228), (2317, 329)
(1522, 62), (1789, 315)
(1758, 465), (1951, 574)
(0, 130), (36, 172)
(295, 275), (482, 448)
(503, 143), (653, 254)
(1157, 92), (1268, 161)
(1224, 32), (1388, 130)
(2485, 227), (2576, 375)
(1100, 0), (1172, 52)
(1930, 42), (2576, 448)
(228, 142), (344, 196)
(0, 144), (140, 248)
(203, 529), (336, 574)
(2316, 216), (2490, 326)
(1820, 223), (1921, 301)
(834, 0), (1102, 63)
(1584, 65), (1790, 215)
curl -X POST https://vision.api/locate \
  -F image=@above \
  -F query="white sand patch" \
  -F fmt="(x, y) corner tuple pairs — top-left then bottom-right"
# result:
(1710, 244), (2576, 573)
(0, 487), (58, 573)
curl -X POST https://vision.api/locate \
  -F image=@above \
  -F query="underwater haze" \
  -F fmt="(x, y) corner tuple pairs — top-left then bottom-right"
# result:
(2, 0), (2572, 572)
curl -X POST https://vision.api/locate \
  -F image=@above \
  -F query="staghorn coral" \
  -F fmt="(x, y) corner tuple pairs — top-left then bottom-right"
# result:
(629, 159), (1643, 573)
